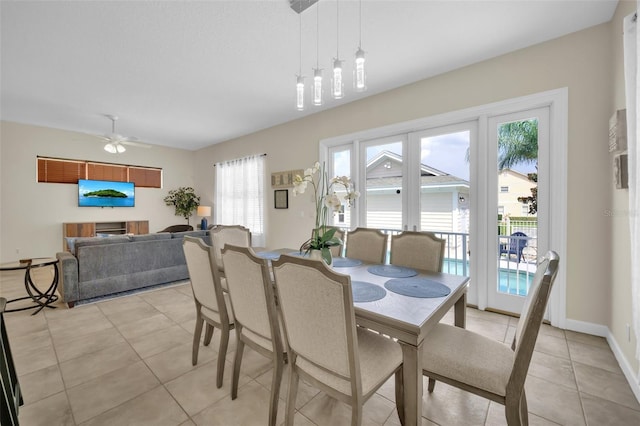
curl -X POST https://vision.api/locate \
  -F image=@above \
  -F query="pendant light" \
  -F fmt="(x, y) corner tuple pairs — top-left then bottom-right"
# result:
(331, 0), (344, 99)
(312, 1), (323, 106)
(354, 0), (366, 92)
(296, 13), (305, 111)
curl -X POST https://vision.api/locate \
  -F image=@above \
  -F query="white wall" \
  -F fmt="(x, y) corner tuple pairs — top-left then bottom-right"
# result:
(0, 121), (196, 261)
(193, 15), (629, 364)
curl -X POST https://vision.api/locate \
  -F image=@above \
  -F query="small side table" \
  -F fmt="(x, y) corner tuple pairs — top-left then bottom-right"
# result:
(0, 258), (59, 315)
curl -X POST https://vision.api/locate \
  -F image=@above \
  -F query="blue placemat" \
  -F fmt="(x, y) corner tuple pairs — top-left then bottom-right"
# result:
(255, 251), (281, 260)
(352, 281), (387, 303)
(384, 278), (451, 298)
(332, 257), (363, 267)
(367, 265), (418, 278)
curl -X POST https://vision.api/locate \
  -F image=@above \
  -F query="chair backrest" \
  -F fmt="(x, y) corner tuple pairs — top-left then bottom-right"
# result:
(272, 255), (360, 389)
(390, 231), (446, 272)
(511, 232), (528, 252)
(182, 236), (226, 316)
(210, 225), (251, 269)
(221, 245), (283, 354)
(508, 250), (559, 394)
(159, 224), (193, 233)
(345, 227), (387, 264)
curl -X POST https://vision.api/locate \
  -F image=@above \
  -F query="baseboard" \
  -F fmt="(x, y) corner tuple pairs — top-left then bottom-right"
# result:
(565, 318), (640, 403)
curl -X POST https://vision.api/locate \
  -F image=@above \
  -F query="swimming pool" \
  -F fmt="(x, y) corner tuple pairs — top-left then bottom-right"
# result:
(442, 258), (534, 297)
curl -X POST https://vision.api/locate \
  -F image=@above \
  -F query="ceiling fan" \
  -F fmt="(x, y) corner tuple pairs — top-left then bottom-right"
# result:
(100, 115), (150, 153)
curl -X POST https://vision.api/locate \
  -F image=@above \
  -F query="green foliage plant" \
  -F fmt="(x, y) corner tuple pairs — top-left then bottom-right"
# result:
(164, 187), (200, 224)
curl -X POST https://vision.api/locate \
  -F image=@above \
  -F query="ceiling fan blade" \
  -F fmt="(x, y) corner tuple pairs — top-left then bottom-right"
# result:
(122, 140), (152, 148)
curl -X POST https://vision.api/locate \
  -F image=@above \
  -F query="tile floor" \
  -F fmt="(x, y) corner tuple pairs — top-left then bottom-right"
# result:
(2, 267), (640, 426)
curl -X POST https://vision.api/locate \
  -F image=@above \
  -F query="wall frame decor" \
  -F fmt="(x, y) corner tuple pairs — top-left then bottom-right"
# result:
(271, 169), (303, 188)
(274, 189), (289, 209)
(614, 153), (628, 189)
(609, 109), (627, 152)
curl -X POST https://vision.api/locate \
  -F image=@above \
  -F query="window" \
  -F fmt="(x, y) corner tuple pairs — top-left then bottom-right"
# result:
(500, 186), (509, 193)
(37, 156), (162, 188)
(498, 206), (505, 215)
(521, 203), (530, 215)
(215, 154), (265, 246)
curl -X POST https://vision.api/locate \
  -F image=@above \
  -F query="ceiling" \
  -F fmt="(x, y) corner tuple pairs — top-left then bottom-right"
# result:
(1, 1), (618, 151)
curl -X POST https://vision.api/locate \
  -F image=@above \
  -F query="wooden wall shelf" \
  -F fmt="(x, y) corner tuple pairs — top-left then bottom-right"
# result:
(62, 220), (149, 251)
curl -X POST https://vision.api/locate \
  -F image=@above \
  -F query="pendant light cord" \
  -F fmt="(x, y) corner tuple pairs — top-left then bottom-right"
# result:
(299, 13), (302, 75)
(358, 0), (362, 49)
(316, 1), (320, 68)
(336, 0), (339, 58)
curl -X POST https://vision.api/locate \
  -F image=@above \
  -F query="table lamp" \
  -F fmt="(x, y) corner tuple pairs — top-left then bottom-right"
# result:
(197, 206), (211, 230)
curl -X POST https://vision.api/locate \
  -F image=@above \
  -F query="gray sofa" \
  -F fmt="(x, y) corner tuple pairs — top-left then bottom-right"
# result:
(56, 230), (208, 307)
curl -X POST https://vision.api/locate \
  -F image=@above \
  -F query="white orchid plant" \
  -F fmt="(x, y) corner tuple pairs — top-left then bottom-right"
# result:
(293, 162), (360, 264)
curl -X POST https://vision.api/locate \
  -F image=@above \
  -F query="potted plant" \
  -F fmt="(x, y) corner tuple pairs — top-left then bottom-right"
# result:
(164, 187), (200, 225)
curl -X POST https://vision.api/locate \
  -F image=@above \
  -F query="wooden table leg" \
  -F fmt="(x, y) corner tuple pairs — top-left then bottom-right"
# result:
(454, 292), (467, 328)
(399, 340), (424, 426)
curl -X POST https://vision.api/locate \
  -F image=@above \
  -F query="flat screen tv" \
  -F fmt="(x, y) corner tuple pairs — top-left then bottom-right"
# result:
(78, 179), (135, 207)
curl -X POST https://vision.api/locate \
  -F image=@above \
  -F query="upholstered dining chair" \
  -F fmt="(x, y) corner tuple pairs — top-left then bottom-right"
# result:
(344, 227), (387, 264)
(182, 236), (235, 388)
(221, 245), (285, 426)
(390, 231), (446, 272)
(210, 225), (251, 289)
(272, 255), (404, 426)
(421, 251), (560, 426)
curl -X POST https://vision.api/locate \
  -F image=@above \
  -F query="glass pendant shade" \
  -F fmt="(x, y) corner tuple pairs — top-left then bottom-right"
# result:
(313, 68), (323, 106)
(296, 76), (305, 111)
(332, 59), (344, 99)
(354, 47), (366, 91)
(104, 143), (117, 154)
(116, 143), (126, 153)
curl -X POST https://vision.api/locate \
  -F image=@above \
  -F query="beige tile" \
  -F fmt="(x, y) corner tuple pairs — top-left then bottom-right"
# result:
(5, 311), (49, 338)
(18, 364), (65, 405)
(160, 300), (197, 324)
(534, 332), (569, 359)
(60, 341), (141, 388)
(484, 401), (562, 425)
(538, 323), (565, 339)
(174, 283), (194, 297)
(192, 380), (287, 426)
(465, 316), (509, 342)
(384, 411), (438, 426)
(528, 350), (576, 390)
(116, 312), (176, 340)
(102, 301), (161, 327)
(300, 391), (396, 426)
(234, 345), (274, 379)
(67, 360), (159, 423)
(44, 303), (102, 322)
(53, 326), (126, 362)
(580, 392), (640, 426)
(178, 421), (196, 426)
(80, 385), (188, 426)
(524, 375), (585, 425)
(13, 340), (58, 376)
(140, 287), (193, 308)
(573, 362), (640, 410)
(17, 391), (75, 426)
(165, 360), (250, 416)
(144, 341), (217, 383)
(466, 308), (511, 326)
(95, 294), (151, 316)
(9, 327), (53, 353)
(503, 325), (516, 345)
(48, 310), (114, 343)
(567, 340), (620, 374)
(564, 330), (608, 348)
(255, 364), (321, 409)
(419, 379), (490, 425)
(127, 324), (192, 359)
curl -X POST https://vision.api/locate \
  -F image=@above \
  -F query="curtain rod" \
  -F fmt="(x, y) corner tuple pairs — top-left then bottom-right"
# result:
(213, 153), (267, 166)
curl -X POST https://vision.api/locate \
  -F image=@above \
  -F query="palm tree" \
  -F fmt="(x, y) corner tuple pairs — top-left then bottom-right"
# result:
(498, 119), (538, 170)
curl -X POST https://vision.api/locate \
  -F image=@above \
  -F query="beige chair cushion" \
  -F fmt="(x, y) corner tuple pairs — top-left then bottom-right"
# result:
(297, 327), (402, 397)
(422, 323), (514, 396)
(201, 292), (235, 324)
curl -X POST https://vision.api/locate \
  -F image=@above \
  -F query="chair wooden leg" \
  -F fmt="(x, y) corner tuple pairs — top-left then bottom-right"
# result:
(285, 364), (299, 426)
(192, 313), (204, 366)
(428, 377), (436, 392)
(203, 323), (214, 346)
(231, 330), (244, 399)
(351, 401), (363, 426)
(394, 367), (405, 426)
(269, 354), (284, 426)
(505, 394), (523, 426)
(216, 326), (230, 388)
(519, 390), (528, 426)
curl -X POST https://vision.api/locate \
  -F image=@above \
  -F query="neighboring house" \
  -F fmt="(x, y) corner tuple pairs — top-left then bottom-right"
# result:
(498, 169), (536, 218)
(334, 151), (470, 233)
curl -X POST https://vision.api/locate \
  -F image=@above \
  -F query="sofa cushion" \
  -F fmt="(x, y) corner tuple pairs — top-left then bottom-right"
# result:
(130, 233), (172, 242)
(171, 230), (207, 240)
(72, 235), (131, 256)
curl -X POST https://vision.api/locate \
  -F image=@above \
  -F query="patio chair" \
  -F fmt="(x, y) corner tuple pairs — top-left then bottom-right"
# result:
(390, 231), (446, 272)
(182, 236), (234, 388)
(500, 232), (528, 263)
(272, 254), (404, 426)
(344, 227), (387, 264)
(421, 251), (559, 426)
(221, 245), (285, 426)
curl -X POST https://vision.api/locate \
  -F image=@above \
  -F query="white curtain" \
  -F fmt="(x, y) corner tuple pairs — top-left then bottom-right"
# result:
(214, 154), (265, 247)
(623, 9), (639, 360)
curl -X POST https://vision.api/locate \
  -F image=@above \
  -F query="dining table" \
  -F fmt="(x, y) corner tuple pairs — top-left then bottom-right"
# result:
(257, 249), (470, 426)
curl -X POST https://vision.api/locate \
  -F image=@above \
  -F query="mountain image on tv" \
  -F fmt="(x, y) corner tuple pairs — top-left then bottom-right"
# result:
(83, 189), (127, 198)
(78, 179), (135, 207)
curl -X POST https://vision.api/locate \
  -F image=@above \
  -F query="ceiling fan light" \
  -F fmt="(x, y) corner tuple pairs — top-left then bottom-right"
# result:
(104, 143), (117, 154)
(116, 143), (126, 153)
